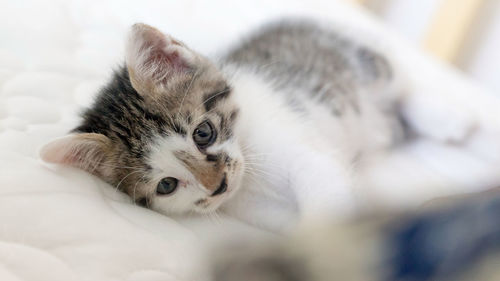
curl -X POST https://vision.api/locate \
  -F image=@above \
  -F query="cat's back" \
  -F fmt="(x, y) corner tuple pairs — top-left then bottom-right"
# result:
(223, 19), (393, 101)
(223, 19), (405, 152)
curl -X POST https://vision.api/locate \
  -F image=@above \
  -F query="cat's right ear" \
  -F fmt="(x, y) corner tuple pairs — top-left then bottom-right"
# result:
(40, 133), (112, 176)
(125, 23), (195, 96)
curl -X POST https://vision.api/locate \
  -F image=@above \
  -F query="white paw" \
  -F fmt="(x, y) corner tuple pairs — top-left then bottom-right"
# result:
(402, 93), (479, 144)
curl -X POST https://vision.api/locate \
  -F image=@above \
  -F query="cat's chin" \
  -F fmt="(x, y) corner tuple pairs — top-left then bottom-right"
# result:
(193, 198), (226, 214)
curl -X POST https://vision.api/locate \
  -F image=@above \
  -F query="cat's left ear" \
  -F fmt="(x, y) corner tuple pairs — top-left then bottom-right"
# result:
(39, 133), (112, 176)
(125, 23), (196, 95)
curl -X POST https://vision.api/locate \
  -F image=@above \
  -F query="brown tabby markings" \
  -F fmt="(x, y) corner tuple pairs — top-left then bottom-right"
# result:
(174, 150), (230, 192)
(74, 59), (236, 205)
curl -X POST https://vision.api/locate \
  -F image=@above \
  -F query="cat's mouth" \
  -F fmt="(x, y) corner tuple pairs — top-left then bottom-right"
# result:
(211, 175), (228, 197)
(193, 162), (244, 213)
(194, 177), (233, 213)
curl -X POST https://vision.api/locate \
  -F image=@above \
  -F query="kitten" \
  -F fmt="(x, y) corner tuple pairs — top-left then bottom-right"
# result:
(40, 20), (473, 231)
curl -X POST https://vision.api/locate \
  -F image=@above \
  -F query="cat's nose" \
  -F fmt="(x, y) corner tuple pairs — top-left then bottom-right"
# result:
(211, 174), (227, 196)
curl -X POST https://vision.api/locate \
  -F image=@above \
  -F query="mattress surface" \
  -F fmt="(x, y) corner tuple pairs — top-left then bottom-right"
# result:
(1, 1), (500, 280)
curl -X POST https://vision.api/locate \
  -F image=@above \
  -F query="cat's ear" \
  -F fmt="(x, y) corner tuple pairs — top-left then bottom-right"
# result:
(40, 133), (112, 175)
(125, 23), (195, 95)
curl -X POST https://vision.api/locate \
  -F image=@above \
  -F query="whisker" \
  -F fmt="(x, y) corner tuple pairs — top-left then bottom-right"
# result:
(213, 210), (223, 224)
(244, 160), (282, 170)
(209, 210), (223, 225)
(244, 168), (278, 179)
(191, 105), (222, 124)
(179, 68), (201, 114)
(132, 173), (148, 206)
(84, 161), (144, 171)
(194, 87), (231, 113)
(114, 170), (144, 194)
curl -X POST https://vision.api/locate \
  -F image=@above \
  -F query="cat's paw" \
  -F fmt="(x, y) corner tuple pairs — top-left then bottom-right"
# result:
(401, 93), (479, 144)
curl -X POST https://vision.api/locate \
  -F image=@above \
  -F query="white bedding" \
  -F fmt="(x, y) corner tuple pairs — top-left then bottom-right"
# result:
(1, 1), (500, 280)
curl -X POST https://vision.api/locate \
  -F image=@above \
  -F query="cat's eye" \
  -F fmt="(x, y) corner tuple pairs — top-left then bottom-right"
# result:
(156, 177), (178, 195)
(193, 120), (216, 148)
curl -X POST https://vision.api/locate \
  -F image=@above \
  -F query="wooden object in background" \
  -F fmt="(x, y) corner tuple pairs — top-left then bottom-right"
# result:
(423, 0), (485, 62)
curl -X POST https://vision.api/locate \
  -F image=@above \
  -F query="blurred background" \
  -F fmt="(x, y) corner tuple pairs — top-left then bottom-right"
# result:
(357, 0), (500, 95)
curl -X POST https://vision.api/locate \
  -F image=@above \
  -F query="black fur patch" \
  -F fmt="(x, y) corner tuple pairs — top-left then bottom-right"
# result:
(75, 67), (163, 147)
(73, 66), (195, 155)
(206, 154), (219, 162)
(136, 197), (150, 208)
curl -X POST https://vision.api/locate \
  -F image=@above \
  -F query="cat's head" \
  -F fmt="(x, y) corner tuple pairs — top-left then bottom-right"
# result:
(40, 23), (244, 214)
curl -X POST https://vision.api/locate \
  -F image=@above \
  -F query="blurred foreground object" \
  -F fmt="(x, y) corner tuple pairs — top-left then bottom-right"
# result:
(214, 188), (500, 281)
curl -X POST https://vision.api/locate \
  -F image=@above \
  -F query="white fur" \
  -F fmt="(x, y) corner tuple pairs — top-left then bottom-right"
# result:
(147, 135), (205, 214)
(216, 61), (480, 231)
(220, 69), (373, 231)
(147, 134), (244, 215)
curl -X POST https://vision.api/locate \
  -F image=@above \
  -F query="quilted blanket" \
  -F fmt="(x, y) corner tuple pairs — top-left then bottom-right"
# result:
(1, 0), (500, 280)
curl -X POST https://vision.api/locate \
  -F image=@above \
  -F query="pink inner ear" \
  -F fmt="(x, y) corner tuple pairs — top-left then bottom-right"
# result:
(42, 139), (90, 167)
(60, 148), (85, 165)
(147, 47), (189, 80)
(133, 24), (190, 82)
(40, 134), (110, 175)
